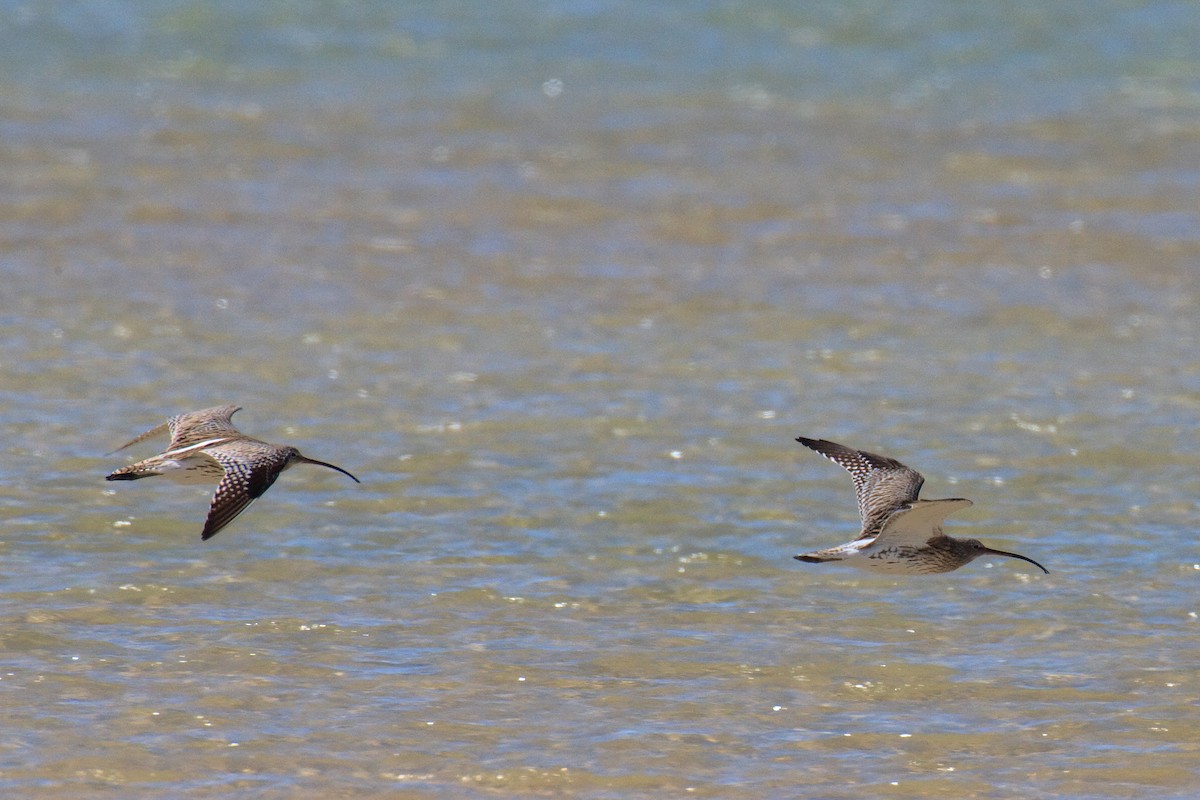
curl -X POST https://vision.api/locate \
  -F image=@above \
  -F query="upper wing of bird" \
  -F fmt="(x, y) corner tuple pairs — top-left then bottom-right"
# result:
(167, 405), (244, 450)
(796, 437), (925, 538)
(871, 498), (973, 549)
(107, 405), (244, 455)
(200, 441), (290, 540)
(106, 421), (170, 456)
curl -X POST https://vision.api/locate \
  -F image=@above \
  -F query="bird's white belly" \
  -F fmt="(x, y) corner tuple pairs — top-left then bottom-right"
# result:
(157, 455), (223, 484)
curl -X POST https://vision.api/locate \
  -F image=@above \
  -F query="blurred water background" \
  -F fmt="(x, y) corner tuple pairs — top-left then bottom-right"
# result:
(2, 1), (1200, 797)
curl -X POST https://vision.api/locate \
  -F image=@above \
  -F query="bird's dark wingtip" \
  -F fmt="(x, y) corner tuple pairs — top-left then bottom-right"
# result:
(794, 554), (824, 563)
(105, 472), (139, 481)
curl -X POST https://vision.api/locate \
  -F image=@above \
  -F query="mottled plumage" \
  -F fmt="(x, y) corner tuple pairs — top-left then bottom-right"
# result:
(793, 437), (1047, 575)
(106, 405), (360, 541)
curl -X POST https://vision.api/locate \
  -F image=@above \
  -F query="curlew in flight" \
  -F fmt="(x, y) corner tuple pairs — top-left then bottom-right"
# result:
(792, 437), (1046, 574)
(106, 405), (360, 541)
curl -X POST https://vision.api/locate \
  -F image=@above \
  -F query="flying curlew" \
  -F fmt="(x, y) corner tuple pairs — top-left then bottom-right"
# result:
(793, 437), (1047, 574)
(106, 405), (360, 541)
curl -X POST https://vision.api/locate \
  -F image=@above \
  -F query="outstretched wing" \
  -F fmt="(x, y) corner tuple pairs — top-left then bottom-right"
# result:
(107, 405), (243, 456)
(871, 498), (973, 549)
(106, 420), (171, 456)
(200, 442), (290, 540)
(796, 437), (925, 538)
(168, 405), (244, 450)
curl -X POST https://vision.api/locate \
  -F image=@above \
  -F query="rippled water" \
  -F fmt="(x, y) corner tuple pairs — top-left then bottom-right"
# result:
(3, 2), (1200, 797)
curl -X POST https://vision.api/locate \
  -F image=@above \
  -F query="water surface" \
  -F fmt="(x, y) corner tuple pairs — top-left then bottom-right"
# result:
(2, 2), (1200, 797)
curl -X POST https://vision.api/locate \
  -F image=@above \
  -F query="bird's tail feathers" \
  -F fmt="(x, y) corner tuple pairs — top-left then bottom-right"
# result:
(105, 465), (157, 481)
(794, 552), (842, 563)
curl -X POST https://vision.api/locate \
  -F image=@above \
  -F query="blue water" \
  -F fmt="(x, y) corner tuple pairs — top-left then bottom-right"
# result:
(2, 1), (1200, 798)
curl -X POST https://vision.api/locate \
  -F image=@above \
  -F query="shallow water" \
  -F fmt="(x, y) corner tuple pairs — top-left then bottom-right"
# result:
(3, 1), (1200, 797)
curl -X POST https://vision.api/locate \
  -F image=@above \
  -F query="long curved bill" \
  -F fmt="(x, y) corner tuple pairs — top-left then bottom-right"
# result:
(299, 456), (361, 483)
(984, 547), (1048, 574)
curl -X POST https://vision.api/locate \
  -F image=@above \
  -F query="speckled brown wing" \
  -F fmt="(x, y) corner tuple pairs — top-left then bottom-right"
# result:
(200, 442), (291, 540)
(107, 405), (244, 457)
(796, 437), (925, 539)
(166, 405), (245, 450)
(106, 421), (170, 455)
